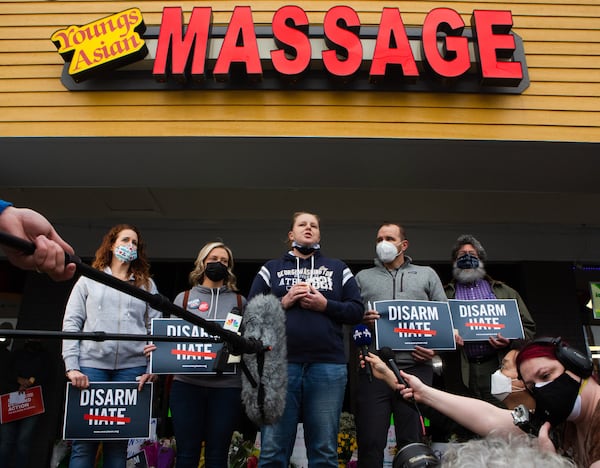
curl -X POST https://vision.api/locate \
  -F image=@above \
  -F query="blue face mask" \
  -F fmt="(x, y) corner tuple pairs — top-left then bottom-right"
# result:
(114, 244), (138, 263)
(456, 253), (479, 269)
(292, 241), (320, 255)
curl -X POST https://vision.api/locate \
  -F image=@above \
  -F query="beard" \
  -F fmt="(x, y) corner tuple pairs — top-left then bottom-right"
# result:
(453, 260), (486, 284)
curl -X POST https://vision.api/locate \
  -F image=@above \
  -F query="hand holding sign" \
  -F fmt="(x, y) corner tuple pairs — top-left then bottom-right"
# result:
(412, 345), (435, 363)
(66, 369), (89, 389)
(362, 302), (380, 327)
(489, 333), (510, 349)
(136, 373), (157, 391)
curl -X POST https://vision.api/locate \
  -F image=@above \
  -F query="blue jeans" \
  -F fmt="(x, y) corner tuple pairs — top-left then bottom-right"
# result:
(169, 380), (242, 468)
(258, 363), (347, 468)
(69, 366), (147, 468)
(0, 413), (40, 468)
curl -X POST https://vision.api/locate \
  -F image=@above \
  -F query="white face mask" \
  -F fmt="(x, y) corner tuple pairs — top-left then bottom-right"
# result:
(376, 241), (400, 264)
(490, 369), (514, 401)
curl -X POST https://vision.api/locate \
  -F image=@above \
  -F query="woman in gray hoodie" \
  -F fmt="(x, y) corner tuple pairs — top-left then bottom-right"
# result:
(62, 224), (161, 468)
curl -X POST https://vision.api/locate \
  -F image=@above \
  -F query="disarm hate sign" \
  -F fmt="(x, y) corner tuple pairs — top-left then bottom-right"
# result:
(63, 382), (153, 440)
(374, 300), (456, 351)
(448, 299), (525, 341)
(149, 318), (236, 374)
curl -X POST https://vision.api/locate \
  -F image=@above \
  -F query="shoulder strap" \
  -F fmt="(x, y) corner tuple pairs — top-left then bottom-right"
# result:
(183, 289), (191, 308)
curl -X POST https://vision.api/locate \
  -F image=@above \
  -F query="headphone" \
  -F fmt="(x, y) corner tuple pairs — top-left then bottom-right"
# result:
(527, 336), (593, 379)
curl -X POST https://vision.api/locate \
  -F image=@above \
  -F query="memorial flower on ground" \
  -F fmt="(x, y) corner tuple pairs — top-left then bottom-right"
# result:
(337, 412), (357, 466)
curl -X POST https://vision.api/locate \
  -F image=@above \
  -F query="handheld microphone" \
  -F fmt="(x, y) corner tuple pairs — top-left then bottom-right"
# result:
(379, 347), (409, 389)
(352, 324), (373, 383)
(379, 347), (422, 435)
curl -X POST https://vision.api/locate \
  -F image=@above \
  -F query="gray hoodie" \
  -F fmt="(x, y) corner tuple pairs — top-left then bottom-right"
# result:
(172, 285), (247, 388)
(62, 268), (161, 372)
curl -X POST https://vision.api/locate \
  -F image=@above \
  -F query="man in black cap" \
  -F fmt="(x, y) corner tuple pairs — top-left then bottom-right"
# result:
(444, 234), (536, 406)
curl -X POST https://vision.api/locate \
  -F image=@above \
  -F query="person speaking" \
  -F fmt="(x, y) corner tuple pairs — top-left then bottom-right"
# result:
(248, 211), (364, 467)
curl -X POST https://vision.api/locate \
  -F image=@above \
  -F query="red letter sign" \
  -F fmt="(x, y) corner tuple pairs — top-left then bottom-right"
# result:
(369, 8), (418, 81)
(471, 10), (523, 85)
(322, 6), (363, 77)
(153, 7), (212, 81)
(271, 6), (311, 76)
(422, 8), (470, 79)
(213, 6), (262, 81)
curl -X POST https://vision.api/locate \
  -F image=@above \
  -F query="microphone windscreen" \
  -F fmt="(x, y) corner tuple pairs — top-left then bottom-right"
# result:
(379, 346), (395, 362)
(352, 324), (372, 347)
(241, 294), (287, 426)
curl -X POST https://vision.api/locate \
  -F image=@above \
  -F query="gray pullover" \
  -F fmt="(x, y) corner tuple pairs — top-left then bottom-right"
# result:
(62, 268), (161, 372)
(172, 285), (246, 388)
(355, 257), (447, 367)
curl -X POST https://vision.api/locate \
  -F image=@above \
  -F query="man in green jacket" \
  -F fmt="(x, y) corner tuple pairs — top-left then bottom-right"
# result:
(444, 234), (536, 407)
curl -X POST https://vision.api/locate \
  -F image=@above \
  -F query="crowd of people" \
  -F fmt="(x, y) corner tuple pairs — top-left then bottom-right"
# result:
(0, 200), (598, 467)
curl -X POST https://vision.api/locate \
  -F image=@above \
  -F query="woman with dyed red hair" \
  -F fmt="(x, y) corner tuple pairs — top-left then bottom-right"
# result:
(364, 337), (600, 467)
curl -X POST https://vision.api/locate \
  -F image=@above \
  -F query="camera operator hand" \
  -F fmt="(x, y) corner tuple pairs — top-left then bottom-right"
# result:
(0, 206), (76, 281)
(365, 351), (519, 437)
(538, 422), (558, 454)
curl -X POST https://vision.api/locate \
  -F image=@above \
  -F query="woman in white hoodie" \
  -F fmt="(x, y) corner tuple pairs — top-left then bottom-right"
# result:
(62, 224), (161, 468)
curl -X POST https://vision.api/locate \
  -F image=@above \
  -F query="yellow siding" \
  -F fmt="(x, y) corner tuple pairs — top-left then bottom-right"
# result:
(0, 0), (598, 142)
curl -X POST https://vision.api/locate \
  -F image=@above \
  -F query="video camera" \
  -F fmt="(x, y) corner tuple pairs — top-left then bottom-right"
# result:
(511, 404), (543, 436)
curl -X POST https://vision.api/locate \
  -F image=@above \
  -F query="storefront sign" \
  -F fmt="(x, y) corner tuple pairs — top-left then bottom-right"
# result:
(52, 6), (529, 93)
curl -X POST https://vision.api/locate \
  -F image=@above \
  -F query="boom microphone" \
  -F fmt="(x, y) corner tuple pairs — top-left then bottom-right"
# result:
(0, 231), (263, 355)
(352, 324), (373, 382)
(241, 294), (287, 426)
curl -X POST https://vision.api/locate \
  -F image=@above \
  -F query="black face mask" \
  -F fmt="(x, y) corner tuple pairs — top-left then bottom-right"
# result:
(531, 372), (581, 426)
(204, 262), (228, 282)
(456, 253), (480, 269)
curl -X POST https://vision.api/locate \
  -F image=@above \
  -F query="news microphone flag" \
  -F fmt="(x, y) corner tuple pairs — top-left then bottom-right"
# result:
(353, 324), (373, 382)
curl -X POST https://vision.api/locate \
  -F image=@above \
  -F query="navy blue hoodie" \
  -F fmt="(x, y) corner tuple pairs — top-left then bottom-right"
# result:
(249, 250), (364, 364)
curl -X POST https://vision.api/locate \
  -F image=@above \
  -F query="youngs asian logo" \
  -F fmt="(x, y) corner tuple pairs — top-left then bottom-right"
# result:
(51, 8), (148, 82)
